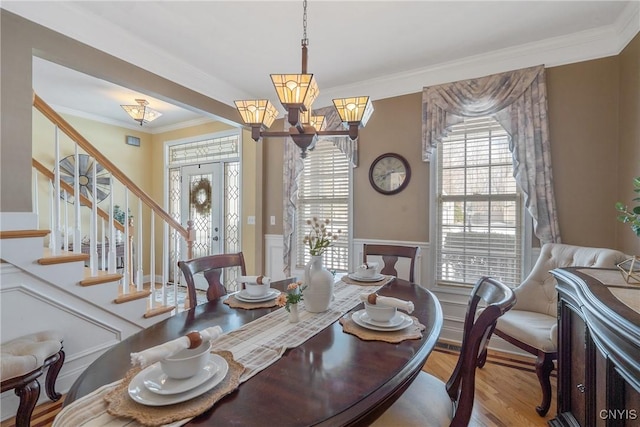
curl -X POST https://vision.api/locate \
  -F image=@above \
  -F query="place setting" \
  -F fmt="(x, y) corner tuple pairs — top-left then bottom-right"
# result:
(224, 275), (282, 309)
(102, 327), (245, 426)
(340, 292), (425, 343)
(341, 262), (395, 286)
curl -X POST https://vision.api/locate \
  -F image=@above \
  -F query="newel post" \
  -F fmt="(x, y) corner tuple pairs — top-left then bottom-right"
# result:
(186, 220), (195, 260)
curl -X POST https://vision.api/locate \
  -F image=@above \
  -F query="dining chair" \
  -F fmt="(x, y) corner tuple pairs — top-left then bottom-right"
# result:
(477, 243), (628, 416)
(371, 276), (516, 427)
(178, 252), (247, 308)
(363, 244), (419, 282)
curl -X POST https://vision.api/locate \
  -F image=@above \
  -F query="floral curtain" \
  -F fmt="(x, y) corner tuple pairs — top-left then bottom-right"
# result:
(282, 107), (357, 276)
(422, 65), (561, 244)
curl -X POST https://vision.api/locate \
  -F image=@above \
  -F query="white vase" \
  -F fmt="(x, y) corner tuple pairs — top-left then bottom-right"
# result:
(288, 304), (300, 323)
(303, 255), (334, 313)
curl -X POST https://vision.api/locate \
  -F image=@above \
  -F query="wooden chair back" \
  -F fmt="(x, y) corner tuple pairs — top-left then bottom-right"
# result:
(363, 244), (419, 282)
(446, 276), (516, 425)
(178, 252), (247, 308)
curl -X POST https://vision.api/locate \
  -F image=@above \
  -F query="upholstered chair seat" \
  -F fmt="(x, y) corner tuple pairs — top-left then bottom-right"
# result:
(1, 330), (65, 427)
(480, 243), (628, 416)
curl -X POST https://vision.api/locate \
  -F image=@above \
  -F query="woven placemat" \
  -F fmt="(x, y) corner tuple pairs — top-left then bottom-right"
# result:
(104, 351), (244, 426)
(341, 275), (394, 287)
(224, 295), (279, 309)
(339, 314), (425, 343)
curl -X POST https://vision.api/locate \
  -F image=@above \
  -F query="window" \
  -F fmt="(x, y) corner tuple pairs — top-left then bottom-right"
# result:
(435, 116), (523, 287)
(296, 140), (350, 271)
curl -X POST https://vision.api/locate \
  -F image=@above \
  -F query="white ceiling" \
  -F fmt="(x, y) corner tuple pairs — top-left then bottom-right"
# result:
(3, 1), (639, 133)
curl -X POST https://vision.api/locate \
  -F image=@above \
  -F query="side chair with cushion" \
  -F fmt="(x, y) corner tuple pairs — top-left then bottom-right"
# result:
(178, 252), (247, 308)
(363, 244), (419, 282)
(0, 330), (65, 427)
(372, 276), (516, 427)
(478, 243), (629, 416)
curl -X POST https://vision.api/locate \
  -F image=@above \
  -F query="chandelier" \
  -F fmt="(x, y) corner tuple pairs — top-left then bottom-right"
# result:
(234, 0), (374, 158)
(120, 99), (162, 126)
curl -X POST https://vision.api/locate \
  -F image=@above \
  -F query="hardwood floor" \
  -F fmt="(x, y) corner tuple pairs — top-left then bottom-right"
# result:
(1, 346), (556, 427)
(423, 346), (557, 427)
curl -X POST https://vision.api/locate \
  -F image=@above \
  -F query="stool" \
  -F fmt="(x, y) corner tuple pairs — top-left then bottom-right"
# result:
(1, 331), (65, 427)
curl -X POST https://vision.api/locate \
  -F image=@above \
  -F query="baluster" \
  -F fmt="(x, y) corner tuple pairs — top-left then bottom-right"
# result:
(149, 211), (156, 307)
(174, 231), (180, 310)
(122, 188), (130, 293)
(52, 126), (61, 255)
(48, 187), (54, 249)
(62, 191), (69, 252)
(163, 222), (169, 308)
(73, 146), (81, 252)
(90, 160), (98, 275)
(108, 178), (116, 273)
(136, 198), (143, 291)
(101, 217), (106, 270)
(32, 169), (39, 216)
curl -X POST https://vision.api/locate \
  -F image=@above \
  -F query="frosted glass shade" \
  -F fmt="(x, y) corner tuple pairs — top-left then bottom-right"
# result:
(121, 99), (162, 125)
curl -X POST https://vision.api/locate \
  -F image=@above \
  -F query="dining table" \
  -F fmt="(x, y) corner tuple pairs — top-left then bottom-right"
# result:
(62, 276), (443, 426)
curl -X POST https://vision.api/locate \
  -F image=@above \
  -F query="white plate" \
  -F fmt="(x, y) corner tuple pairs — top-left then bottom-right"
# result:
(142, 357), (219, 395)
(128, 354), (229, 406)
(360, 311), (405, 328)
(234, 289), (280, 303)
(347, 273), (385, 282)
(351, 309), (413, 332)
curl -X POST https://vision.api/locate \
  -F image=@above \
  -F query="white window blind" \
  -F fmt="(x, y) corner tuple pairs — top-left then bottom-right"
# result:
(436, 116), (522, 287)
(296, 140), (350, 271)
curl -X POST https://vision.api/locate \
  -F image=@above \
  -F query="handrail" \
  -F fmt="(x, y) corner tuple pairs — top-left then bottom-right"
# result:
(33, 94), (192, 242)
(32, 158), (126, 233)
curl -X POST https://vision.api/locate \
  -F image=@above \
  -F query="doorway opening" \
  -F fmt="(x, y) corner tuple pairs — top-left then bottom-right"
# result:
(166, 131), (242, 290)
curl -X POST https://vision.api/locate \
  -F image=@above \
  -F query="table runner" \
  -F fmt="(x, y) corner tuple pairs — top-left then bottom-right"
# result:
(53, 276), (394, 426)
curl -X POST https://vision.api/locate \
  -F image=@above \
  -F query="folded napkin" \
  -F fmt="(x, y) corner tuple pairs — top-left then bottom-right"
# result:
(237, 275), (272, 285)
(130, 326), (223, 368)
(359, 262), (379, 271)
(358, 292), (414, 314)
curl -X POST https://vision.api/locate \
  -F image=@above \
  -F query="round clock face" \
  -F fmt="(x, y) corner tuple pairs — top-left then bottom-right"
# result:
(369, 153), (411, 195)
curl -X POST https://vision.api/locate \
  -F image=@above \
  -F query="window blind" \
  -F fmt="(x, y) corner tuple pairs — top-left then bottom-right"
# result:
(296, 140), (350, 271)
(436, 116), (522, 287)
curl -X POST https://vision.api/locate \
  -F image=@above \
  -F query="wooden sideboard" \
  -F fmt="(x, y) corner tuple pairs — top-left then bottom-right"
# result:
(550, 268), (640, 427)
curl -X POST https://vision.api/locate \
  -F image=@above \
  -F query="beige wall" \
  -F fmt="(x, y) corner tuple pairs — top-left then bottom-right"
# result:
(616, 34), (640, 255)
(264, 36), (640, 257)
(546, 57), (620, 248)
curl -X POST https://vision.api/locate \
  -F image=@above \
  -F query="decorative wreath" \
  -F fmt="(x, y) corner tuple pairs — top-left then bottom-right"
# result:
(190, 178), (212, 215)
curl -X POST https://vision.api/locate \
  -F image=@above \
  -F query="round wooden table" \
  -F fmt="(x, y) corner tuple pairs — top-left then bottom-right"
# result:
(65, 278), (443, 426)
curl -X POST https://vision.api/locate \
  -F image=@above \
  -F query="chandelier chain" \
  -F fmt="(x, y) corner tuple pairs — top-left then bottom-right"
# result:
(302, 0), (308, 47)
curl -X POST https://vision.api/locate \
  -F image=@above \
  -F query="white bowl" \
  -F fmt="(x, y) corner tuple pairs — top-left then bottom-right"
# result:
(357, 262), (379, 278)
(364, 302), (397, 322)
(160, 341), (211, 379)
(244, 281), (271, 297)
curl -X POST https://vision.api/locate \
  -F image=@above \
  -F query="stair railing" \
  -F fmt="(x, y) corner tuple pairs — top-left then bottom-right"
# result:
(32, 93), (195, 316)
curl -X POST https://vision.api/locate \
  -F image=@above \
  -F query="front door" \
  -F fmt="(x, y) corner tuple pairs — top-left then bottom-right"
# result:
(180, 163), (223, 261)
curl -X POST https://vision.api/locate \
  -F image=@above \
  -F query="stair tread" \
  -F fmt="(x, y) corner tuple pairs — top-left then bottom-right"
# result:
(0, 229), (50, 239)
(39, 248), (90, 265)
(80, 268), (123, 286)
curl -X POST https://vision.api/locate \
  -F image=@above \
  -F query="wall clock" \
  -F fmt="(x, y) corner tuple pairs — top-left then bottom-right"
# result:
(368, 153), (411, 195)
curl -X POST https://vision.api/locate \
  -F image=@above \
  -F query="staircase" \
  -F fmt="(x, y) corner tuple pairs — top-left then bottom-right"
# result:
(0, 94), (195, 420)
